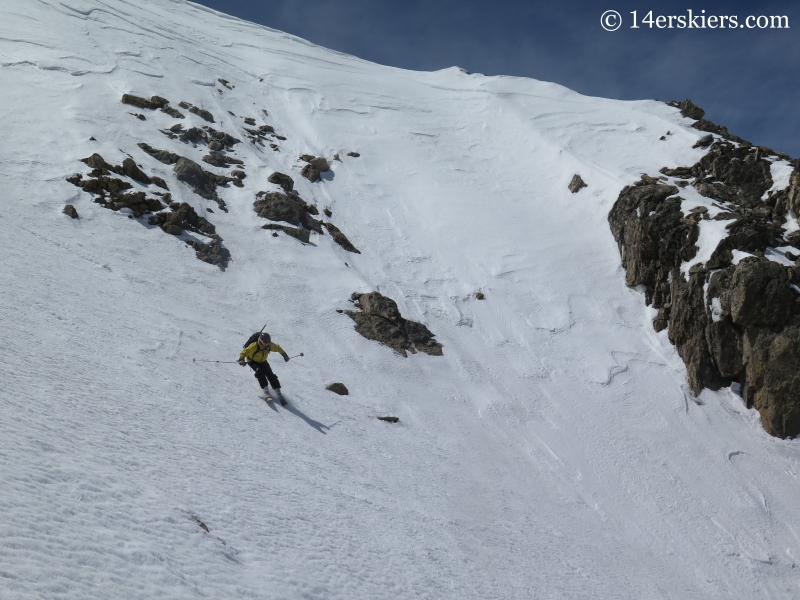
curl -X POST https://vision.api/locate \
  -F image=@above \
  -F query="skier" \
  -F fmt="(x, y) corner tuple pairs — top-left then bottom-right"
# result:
(239, 332), (290, 405)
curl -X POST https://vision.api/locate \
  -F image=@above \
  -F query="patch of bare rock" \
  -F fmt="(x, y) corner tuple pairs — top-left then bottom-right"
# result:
(299, 155), (330, 182)
(326, 383), (349, 395)
(138, 143), (231, 212)
(609, 101), (800, 437)
(345, 292), (443, 357)
(568, 174), (587, 193)
(178, 101), (214, 123)
(121, 93), (184, 119)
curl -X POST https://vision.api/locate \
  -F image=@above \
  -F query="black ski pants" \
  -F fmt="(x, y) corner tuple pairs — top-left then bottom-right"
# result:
(249, 361), (281, 390)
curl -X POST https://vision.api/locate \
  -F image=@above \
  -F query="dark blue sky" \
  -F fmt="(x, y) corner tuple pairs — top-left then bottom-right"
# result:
(191, 0), (799, 157)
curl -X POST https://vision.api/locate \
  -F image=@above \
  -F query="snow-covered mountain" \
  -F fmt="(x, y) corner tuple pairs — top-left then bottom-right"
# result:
(2, 1), (799, 598)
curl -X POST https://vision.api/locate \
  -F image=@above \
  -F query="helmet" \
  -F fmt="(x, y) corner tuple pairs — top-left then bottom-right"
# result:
(258, 332), (271, 346)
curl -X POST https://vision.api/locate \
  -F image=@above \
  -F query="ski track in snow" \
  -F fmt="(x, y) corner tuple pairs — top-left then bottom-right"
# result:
(2, 1), (800, 598)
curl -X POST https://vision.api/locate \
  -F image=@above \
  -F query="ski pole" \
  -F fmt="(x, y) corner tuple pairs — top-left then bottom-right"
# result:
(288, 353), (304, 359)
(193, 359), (241, 364)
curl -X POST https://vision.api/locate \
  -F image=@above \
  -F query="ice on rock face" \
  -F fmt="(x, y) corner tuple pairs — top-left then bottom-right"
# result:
(2, 1), (800, 599)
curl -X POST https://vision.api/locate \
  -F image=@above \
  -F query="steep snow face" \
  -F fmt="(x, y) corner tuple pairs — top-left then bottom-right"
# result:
(1, 1), (799, 599)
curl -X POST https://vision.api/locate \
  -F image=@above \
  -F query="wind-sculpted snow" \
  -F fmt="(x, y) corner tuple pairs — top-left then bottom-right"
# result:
(2, 1), (800, 599)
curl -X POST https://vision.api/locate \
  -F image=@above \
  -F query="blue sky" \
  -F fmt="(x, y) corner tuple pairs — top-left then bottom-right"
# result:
(191, 0), (800, 157)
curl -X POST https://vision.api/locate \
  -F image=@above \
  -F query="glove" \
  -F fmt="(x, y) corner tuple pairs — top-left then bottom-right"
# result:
(239, 359), (246, 366)
(283, 354), (290, 362)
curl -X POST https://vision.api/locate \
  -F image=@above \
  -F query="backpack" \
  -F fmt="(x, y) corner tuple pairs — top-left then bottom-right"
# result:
(244, 332), (261, 348)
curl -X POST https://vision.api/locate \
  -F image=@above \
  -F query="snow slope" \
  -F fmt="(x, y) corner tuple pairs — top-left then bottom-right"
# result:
(1, 1), (799, 598)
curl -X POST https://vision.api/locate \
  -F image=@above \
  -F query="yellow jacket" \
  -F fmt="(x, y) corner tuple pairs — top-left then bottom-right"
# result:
(239, 341), (286, 364)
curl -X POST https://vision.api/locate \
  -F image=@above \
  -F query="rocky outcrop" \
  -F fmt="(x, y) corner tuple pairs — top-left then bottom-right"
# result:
(161, 124), (240, 151)
(253, 191), (322, 233)
(122, 93), (183, 118)
(185, 237), (231, 269)
(609, 101), (800, 437)
(299, 155), (330, 182)
(323, 222), (360, 253)
(268, 172), (294, 192)
(178, 101), (214, 123)
(67, 154), (166, 218)
(202, 153), (243, 168)
(568, 174), (587, 193)
(122, 94), (168, 110)
(148, 201), (216, 237)
(174, 158), (231, 212)
(346, 292), (443, 357)
(326, 383), (349, 395)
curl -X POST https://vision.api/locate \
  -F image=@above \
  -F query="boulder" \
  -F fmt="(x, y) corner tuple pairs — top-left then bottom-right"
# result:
(202, 153), (244, 168)
(323, 222), (360, 253)
(174, 157), (231, 205)
(346, 291), (443, 357)
(121, 158), (151, 184)
(148, 202), (216, 237)
(268, 172), (294, 192)
(138, 143), (179, 165)
(326, 383), (349, 395)
(568, 174), (587, 193)
(310, 157), (329, 172)
(253, 191), (322, 233)
(301, 163), (320, 183)
(63, 204), (79, 219)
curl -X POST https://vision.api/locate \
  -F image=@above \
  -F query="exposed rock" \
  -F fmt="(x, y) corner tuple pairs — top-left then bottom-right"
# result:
(131, 113), (146, 121)
(218, 78), (233, 89)
(346, 291), (443, 357)
(377, 416), (399, 423)
(693, 134), (714, 149)
(179, 101), (215, 123)
(677, 99), (705, 120)
(121, 94), (169, 110)
(476, 292), (485, 300)
(311, 157), (329, 172)
(323, 208), (332, 217)
(244, 117), (255, 125)
(138, 143), (180, 165)
(253, 191), (322, 233)
(120, 158), (151, 184)
(174, 157), (231, 211)
(609, 120), (800, 437)
(161, 106), (185, 119)
(67, 173), (163, 218)
(204, 126), (240, 150)
(268, 172), (294, 192)
(281, 226), (310, 244)
(742, 326), (800, 438)
(727, 258), (793, 329)
(185, 237), (230, 270)
(148, 202), (216, 237)
(301, 163), (320, 183)
(347, 152), (360, 157)
(323, 222), (360, 253)
(202, 153), (244, 168)
(80, 153), (152, 185)
(231, 170), (246, 180)
(326, 383), (349, 395)
(63, 204), (79, 219)
(245, 124), (277, 145)
(568, 174), (587, 193)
